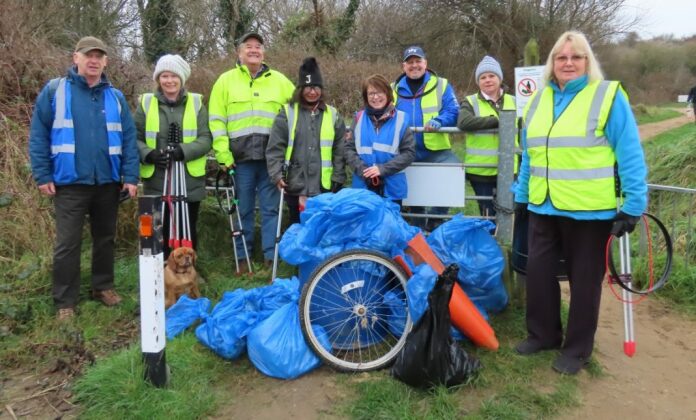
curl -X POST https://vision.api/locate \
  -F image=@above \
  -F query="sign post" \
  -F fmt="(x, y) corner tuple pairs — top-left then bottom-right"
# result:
(138, 195), (168, 387)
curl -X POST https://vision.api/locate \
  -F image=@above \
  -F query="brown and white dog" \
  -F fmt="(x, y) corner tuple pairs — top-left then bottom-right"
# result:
(164, 246), (201, 308)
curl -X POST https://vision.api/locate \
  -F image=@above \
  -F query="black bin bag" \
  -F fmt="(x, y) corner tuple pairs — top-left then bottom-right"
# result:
(391, 264), (481, 388)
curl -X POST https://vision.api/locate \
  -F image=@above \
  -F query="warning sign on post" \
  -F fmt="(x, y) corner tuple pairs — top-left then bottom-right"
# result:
(514, 66), (544, 117)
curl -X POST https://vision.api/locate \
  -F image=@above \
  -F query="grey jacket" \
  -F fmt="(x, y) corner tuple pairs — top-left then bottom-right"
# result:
(135, 90), (212, 202)
(266, 102), (346, 196)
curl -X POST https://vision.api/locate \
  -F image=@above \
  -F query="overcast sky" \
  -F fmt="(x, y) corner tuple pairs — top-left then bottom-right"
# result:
(622, 0), (696, 39)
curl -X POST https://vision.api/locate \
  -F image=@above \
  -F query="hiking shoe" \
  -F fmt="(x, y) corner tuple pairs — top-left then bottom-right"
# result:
(514, 338), (561, 355)
(57, 307), (75, 321)
(236, 260), (250, 274)
(92, 289), (122, 307)
(552, 354), (589, 375)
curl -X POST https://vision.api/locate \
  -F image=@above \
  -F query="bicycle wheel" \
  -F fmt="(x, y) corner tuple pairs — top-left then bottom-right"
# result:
(299, 249), (412, 372)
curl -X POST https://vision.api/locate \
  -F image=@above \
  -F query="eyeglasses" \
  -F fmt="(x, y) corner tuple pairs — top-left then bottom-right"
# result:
(554, 54), (587, 63)
(304, 86), (321, 92)
(367, 91), (386, 98)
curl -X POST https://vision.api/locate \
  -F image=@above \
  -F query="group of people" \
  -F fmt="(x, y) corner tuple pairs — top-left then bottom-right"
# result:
(30, 30), (648, 378)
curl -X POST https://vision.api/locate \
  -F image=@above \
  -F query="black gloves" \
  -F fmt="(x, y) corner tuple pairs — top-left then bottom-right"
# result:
(514, 202), (528, 219)
(611, 211), (641, 237)
(330, 181), (343, 193)
(168, 145), (185, 161)
(145, 149), (170, 169)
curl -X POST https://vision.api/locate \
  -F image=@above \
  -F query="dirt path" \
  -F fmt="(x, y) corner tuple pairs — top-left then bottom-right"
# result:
(639, 108), (693, 140)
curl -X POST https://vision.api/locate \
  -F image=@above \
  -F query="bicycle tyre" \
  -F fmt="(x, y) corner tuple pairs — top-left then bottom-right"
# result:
(299, 249), (412, 372)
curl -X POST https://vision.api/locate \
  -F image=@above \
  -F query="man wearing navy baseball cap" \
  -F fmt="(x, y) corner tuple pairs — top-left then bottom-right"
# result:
(393, 45), (460, 230)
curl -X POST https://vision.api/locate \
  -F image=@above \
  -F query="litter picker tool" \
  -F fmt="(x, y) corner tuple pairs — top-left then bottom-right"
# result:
(215, 168), (252, 274)
(271, 164), (288, 282)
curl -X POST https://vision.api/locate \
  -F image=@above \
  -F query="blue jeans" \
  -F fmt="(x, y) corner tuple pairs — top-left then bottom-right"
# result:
(408, 149), (461, 229)
(234, 161), (280, 261)
(469, 179), (497, 217)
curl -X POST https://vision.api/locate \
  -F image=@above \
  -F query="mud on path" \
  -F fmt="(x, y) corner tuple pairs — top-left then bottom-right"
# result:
(639, 107), (693, 140)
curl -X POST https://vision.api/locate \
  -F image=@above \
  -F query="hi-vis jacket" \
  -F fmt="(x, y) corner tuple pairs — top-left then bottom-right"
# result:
(463, 93), (518, 176)
(393, 71), (458, 160)
(348, 108), (413, 200)
(28, 68), (139, 187)
(266, 102), (347, 196)
(515, 75), (647, 220)
(208, 63), (294, 166)
(140, 92), (205, 178)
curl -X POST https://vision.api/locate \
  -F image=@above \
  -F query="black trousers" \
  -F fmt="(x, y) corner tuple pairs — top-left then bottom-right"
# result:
(162, 201), (200, 260)
(525, 213), (612, 359)
(53, 183), (120, 308)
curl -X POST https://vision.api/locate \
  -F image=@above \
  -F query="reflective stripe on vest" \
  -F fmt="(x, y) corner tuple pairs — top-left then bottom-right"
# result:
(284, 103), (337, 190)
(464, 93), (518, 176)
(140, 92), (205, 178)
(353, 109), (409, 199)
(50, 77), (123, 184)
(393, 75), (451, 151)
(524, 80), (620, 211)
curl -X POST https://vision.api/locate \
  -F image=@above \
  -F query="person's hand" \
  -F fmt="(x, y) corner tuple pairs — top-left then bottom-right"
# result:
(362, 164), (381, 179)
(424, 118), (442, 132)
(611, 211), (641, 237)
(122, 183), (138, 198)
(38, 182), (56, 196)
(276, 178), (287, 190)
(514, 202), (528, 219)
(168, 145), (185, 161)
(330, 181), (343, 193)
(146, 149), (170, 169)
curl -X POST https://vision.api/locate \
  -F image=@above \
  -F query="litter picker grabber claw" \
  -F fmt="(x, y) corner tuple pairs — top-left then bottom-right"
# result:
(617, 228), (636, 357)
(215, 168), (252, 274)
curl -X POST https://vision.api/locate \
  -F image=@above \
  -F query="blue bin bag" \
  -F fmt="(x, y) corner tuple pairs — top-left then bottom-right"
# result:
(427, 214), (508, 315)
(166, 295), (211, 339)
(383, 289), (408, 337)
(279, 189), (420, 267)
(195, 278), (300, 360)
(247, 301), (331, 380)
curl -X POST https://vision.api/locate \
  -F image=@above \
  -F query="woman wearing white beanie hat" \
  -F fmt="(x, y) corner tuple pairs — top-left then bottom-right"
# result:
(457, 55), (517, 218)
(135, 54), (212, 259)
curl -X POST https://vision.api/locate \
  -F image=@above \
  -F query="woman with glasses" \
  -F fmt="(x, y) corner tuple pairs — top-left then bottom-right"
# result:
(344, 74), (415, 207)
(513, 31), (647, 375)
(267, 57), (347, 224)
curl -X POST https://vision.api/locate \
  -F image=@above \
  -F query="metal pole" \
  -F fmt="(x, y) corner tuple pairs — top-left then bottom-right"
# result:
(496, 110), (517, 246)
(271, 188), (285, 281)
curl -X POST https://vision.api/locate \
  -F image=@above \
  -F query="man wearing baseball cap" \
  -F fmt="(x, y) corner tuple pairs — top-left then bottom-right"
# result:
(29, 36), (139, 320)
(393, 45), (460, 230)
(208, 31), (295, 271)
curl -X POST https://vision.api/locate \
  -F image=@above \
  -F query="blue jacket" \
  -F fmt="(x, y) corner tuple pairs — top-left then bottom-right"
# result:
(514, 75), (648, 219)
(29, 67), (138, 186)
(394, 71), (459, 161)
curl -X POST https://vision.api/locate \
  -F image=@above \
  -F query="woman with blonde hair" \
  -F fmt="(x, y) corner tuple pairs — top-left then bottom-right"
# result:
(513, 31), (647, 374)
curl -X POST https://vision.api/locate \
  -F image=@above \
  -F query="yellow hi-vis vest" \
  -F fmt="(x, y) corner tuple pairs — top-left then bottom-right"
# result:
(393, 76), (451, 150)
(284, 103), (337, 190)
(524, 80), (621, 211)
(208, 64), (294, 166)
(140, 92), (205, 178)
(464, 93), (518, 176)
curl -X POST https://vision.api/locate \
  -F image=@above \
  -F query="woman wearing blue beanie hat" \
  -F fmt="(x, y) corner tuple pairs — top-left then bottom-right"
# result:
(457, 55), (517, 217)
(135, 54), (212, 260)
